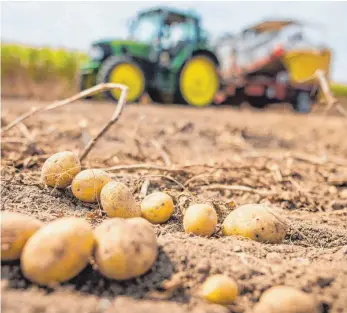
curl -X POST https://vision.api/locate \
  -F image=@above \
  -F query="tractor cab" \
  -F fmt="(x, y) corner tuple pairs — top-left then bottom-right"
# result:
(128, 7), (203, 61)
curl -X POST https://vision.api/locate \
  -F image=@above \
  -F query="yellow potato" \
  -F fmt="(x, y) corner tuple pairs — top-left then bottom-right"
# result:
(41, 151), (81, 188)
(100, 181), (141, 218)
(202, 274), (239, 305)
(183, 203), (218, 237)
(140, 192), (174, 224)
(253, 286), (319, 313)
(21, 217), (95, 286)
(1, 211), (43, 261)
(71, 169), (112, 203)
(222, 204), (287, 243)
(94, 217), (158, 280)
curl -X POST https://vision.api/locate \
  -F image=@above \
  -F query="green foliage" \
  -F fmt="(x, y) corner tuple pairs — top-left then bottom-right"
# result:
(331, 82), (347, 97)
(1, 43), (88, 87)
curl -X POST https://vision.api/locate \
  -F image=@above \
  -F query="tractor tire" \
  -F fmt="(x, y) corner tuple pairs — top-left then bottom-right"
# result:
(246, 96), (269, 109)
(96, 56), (146, 103)
(175, 55), (219, 107)
(222, 88), (245, 108)
(292, 91), (312, 113)
(79, 73), (94, 100)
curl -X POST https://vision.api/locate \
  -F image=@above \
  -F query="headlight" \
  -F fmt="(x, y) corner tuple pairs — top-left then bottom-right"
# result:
(88, 46), (104, 60)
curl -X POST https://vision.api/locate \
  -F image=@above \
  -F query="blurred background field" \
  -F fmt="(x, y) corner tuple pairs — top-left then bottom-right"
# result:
(1, 43), (346, 103)
(1, 43), (88, 100)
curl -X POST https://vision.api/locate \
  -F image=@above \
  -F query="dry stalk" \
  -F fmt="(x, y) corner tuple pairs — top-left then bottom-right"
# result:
(201, 183), (275, 196)
(103, 163), (182, 173)
(139, 179), (151, 198)
(143, 174), (194, 198)
(79, 84), (128, 161)
(149, 139), (172, 166)
(1, 83), (128, 135)
(2, 83), (129, 163)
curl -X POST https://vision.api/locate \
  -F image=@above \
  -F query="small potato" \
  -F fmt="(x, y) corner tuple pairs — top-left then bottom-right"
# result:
(21, 217), (95, 286)
(253, 286), (320, 313)
(183, 203), (217, 237)
(41, 151), (81, 188)
(1, 211), (43, 261)
(222, 204), (287, 243)
(140, 192), (174, 224)
(71, 169), (112, 203)
(202, 274), (239, 305)
(100, 181), (141, 218)
(94, 217), (158, 280)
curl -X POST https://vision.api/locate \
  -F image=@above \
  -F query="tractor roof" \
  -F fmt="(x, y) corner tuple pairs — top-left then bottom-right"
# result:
(243, 19), (302, 34)
(138, 6), (200, 21)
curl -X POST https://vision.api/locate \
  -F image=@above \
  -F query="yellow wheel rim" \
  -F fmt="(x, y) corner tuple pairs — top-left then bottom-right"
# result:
(180, 56), (219, 107)
(109, 63), (145, 102)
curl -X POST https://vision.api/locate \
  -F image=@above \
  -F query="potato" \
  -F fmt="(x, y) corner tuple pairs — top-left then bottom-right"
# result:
(21, 217), (95, 286)
(222, 203), (287, 243)
(253, 286), (320, 313)
(1, 211), (43, 261)
(201, 274), (239, 305)
(94, 217), (158, 280)
(41, 151), (81, 188)
(183, 203), (217, 237)
(140, 191), (174, 224)
(71, 169), (112, 203)
(100, 181), (141, 218)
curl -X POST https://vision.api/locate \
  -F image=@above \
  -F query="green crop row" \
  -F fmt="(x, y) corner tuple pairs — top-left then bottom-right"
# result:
(331, 82), (347, 97)
(1, 43), (88, 99)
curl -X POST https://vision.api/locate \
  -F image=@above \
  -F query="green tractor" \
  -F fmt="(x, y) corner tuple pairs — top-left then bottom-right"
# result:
(79, 6), (220, 106)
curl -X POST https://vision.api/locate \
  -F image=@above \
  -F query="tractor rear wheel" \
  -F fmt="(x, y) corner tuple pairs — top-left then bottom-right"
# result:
(176, 55), (219, 107)
(97, 56), (145, 103)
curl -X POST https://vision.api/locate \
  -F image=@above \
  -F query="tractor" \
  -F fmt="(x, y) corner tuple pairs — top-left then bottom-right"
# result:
(79, 6), (220, 107)
(80, 7), (332, 113)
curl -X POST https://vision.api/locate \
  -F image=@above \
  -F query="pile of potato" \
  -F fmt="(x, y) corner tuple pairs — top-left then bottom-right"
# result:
(39, 151), (288, 244)
(2, 151), (319, 310)
(1, 211), (158, 286)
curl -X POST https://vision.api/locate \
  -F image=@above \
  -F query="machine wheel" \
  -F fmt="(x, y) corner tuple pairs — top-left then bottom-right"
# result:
(176, 55), (219, 107)
(79, 73), (95, 100)
(292, 91), (312, 113)
(97, 56), (145, 103)
(222, 88), (245, 107)
(246, 96), (269, 109)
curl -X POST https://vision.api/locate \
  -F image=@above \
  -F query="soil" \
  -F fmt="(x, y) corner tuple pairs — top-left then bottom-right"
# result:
(1, 98), (347, 313)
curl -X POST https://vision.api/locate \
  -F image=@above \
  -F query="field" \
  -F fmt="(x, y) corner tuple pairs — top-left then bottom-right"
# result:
(1, 96), (347, 313)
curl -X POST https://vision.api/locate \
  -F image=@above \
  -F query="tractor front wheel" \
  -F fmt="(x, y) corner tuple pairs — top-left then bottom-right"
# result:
(177, 55), (219, 107)
(97, 56), (145, 103)
(79, 73), (95, 100)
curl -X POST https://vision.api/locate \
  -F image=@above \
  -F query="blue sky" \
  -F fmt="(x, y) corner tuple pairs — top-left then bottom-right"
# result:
(1, 1), (347, 82)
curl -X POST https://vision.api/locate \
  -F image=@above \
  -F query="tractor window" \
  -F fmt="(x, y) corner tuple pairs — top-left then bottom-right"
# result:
(161, 18), (196, 50)
(130, 14), (161, 44)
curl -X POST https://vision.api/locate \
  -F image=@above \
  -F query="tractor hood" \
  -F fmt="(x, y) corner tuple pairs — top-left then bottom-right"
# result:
(91, 39), (152, 60)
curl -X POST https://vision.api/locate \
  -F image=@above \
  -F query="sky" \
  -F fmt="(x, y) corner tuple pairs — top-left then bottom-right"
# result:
(1, 1), (347, 82)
